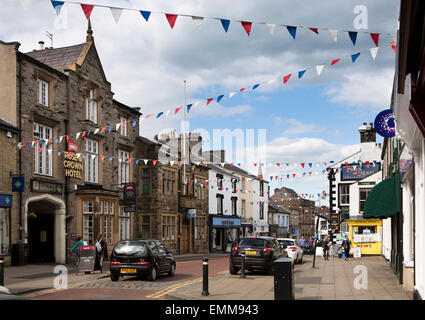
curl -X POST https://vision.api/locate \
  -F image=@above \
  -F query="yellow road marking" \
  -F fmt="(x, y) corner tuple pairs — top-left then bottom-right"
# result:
(147, 277), (202, 299)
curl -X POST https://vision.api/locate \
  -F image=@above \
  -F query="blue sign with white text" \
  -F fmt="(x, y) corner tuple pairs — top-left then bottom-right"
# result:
(341, 163), (380, 181)
(212, 217), (241, 227)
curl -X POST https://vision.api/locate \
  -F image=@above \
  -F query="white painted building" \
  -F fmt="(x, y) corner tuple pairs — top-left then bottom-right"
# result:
(328, 123), (384, 256)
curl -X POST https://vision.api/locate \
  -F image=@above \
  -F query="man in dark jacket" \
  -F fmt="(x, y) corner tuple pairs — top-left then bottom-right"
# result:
(322, 236), (330, 261)
(342, 235), (351, 260)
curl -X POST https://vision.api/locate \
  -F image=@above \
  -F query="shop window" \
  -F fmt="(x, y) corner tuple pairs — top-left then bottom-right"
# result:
(33, 122), (53, 176)
(0, 208), (10, 255)
(85, 139), (98, 183)
(162, 215), (176, 241)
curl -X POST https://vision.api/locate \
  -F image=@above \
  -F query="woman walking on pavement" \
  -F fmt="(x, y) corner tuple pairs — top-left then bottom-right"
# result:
(342, 235), (351, 260)
(95, 234), (108, 273)
(322, 236), (330, 261)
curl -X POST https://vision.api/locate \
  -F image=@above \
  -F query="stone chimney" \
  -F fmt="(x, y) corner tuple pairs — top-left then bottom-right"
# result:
(358, 122), (376, 143)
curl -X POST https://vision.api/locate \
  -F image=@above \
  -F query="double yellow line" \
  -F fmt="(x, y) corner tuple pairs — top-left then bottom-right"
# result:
(146, 277), (202, 299)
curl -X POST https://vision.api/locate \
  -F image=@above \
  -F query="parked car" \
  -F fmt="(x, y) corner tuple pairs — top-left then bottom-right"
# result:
(229, 236), (287, 275)
(109, 240), (176, 281)
(277, 238), (304, 264)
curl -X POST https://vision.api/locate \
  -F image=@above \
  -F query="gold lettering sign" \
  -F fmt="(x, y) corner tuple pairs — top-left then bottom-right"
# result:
(64, 152), (83, 179)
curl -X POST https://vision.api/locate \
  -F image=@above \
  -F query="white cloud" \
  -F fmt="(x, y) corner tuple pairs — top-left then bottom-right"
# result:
(325, 68), (394, 109)
(283, 118), (324, 135)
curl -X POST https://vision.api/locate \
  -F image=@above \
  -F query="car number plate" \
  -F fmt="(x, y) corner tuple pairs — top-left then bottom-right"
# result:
(244, 251), (257, 255)
(120, 268), (137, 273)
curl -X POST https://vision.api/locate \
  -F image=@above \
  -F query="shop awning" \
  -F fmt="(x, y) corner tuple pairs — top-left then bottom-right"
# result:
(363, 173), (400, 219)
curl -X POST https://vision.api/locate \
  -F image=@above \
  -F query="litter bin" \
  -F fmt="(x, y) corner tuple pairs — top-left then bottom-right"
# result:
(11, 244), (28, 266)
(274, 258), (294, 300)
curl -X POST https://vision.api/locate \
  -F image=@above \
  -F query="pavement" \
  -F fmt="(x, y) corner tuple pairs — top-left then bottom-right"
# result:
(2, 252), (228, 296)
(165, 254), (412, 300)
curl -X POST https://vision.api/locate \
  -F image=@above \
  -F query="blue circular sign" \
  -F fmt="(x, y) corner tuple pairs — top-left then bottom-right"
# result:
(374, 109), (395, 138)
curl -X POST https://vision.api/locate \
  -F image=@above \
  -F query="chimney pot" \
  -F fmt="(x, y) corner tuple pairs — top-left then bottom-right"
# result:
(38, 41), (45, 50)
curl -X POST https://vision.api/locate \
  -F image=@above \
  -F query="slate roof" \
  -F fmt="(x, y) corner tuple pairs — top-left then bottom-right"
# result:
(25, 43), (86, 72)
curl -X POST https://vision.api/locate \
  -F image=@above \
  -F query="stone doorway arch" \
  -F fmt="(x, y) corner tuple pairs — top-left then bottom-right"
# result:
(24, 194), (66, 264)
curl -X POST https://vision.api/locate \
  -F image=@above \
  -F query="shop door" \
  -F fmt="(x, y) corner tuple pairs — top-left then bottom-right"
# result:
(28, 213), (54, 263)
(181, 225), (190, 254)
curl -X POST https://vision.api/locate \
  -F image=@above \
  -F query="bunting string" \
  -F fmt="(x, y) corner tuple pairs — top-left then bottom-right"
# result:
(50, 1), (396, 43)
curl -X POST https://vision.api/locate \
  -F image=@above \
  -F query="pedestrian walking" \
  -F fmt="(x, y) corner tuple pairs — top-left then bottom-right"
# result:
(299, 235), (307, 252)
(95, 234), (108, 273)
(308, 237), (314, 254)
(342, 235), (351, 260)
(322, 236), (330, 261)
(71, 236), (85, 275)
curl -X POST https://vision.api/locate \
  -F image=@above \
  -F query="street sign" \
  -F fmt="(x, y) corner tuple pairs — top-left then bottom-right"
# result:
(124, 185), (136, 203)
(77, 246), (96, 273)
(12, 177), (24, 193)
(124, 206), (136, 212)
(187, 209), (196, 218)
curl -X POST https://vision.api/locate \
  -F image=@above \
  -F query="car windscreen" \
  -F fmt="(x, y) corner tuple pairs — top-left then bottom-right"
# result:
(278, 240), (295, 247)
(113, 241), (147, 255)
(239, 238), (268, 248)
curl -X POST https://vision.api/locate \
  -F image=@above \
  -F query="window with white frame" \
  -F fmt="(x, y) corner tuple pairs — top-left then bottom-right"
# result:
(33, 123), (53, 176)
(37, 79), (49, 107)
(83, 200), (94, 244)
(86, 89), (98, 124)
(339, 184), (350, 206)
(119, 206), (131, 240)
(359, 188), (372, 213)
(120, 117), (128, 137)
(85, 139), (98, 183)
(118, 150), (130, 187)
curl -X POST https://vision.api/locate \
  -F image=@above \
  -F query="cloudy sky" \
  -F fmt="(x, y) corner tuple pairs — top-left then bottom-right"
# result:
(2, 0), (400, 202)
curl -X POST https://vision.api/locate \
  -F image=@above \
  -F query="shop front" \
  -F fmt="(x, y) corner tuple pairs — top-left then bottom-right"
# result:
(209, 215), (241, 253)
(346, 219), (383, 255)
(0, 194), (12, 259)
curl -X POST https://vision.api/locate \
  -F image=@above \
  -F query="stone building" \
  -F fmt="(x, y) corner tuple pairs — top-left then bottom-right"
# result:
(0, 118), (19, 265)
(0, 24), (140, 264)
(136, 131), (209, 255)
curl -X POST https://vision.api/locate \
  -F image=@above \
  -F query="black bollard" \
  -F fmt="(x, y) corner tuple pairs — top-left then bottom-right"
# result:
(0, 257), (4, 287)
(240, 252), (246, 278)
(202, 257), (209, 296)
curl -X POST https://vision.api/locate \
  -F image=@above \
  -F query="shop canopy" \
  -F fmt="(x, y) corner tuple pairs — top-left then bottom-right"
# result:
(363, 173), (400, 219)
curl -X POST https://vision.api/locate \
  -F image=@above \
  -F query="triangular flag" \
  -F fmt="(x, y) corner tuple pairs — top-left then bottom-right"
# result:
(301, 163), (305, 168)
(156, 112), (164, 118)
(116, 123), (121, 131)
(140, 10), (151, 22)
(132, 120), (137, 127)
(252, 84), (260, 90)
(143, 160), (148, 165)
(175, 106), (182, 115)
(192, 16), (204, 28)
(266, 24), (276, 36)
(207, 98), (213, 105)
(287, 26), (296, 39)
(329, 29), (338, 42)
(241, 21), (252, 36)
(81, 4), (94, 20)
(390, 41), (397, 53)
(51, 1), (64, 15)
(229, 91), (237, 99)
(351, 52), (360, 63)
(165, 110), (171, 117)
(298, 70), (306, 78)
(283, 74), (292, 84)
(349, 31), (358, 45)
(370, 47), (379, 60)
(187, 104), (192, 112)
(110, 8), (122, 24)
(152, 160), (157, 166)
(370, 33), (379, 47)
(216, 95), (224, 103)
(316, 64), (324, 76)
(240, 88), (246, 92)
(331, 58), (340, 66)
(309, 28), (319, 34)
(165, 14), (178, 29)
(220, 19), (230, 32)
